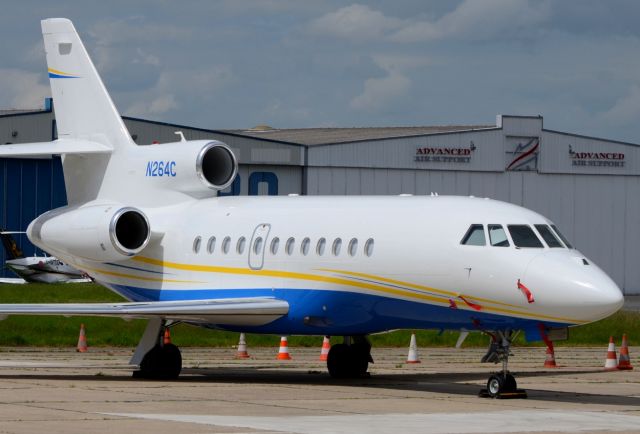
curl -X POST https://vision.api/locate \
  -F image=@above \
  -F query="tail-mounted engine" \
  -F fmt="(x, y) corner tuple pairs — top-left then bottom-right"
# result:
(28, 203), (150, 262)
(141, 140), (238, 198)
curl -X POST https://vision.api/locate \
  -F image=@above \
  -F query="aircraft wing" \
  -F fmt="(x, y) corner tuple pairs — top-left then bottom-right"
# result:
(0, 278), (26, 284)
(0, 297), (289, 326)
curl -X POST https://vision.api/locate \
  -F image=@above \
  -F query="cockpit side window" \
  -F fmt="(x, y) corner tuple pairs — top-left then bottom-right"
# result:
(488, 224), (509, 247)
(461, 224), (486, 246)
(535, 224), (563, 248)
(551, 224), (574, 249)
(508, 225), (544, 248)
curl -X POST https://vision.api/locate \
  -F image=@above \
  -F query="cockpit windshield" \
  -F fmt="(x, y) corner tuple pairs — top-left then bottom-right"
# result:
(461, 223), (572, 249)
(507, 225), (543, 248)
(534, 224), (563, 248)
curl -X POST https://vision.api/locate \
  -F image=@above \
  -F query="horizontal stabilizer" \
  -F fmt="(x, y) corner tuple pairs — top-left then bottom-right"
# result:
(0, 139), (112, 158)
(0, 297), (289, 327)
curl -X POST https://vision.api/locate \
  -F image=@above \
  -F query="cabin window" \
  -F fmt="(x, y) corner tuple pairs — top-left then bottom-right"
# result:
(488, 225), (509, 247)
(348, 238), (358, 257)
(364, 238), (374, 257)
(270, 237), (280, 255)
(207, 236), (216, 254)
(551, 224), (574, 249)
(534, 224), (563, 248)
(317, 238), (326, 256)
(461, 224), (485, 246)
(508, 225), (543, 248)
(301, 237), (311, 256)
(285, 237), (295, 255)
(253, 237), (263, 255)
(193, 236), (202, 253)
(237, 236), (247, 254)
(332, 238), (342, 256)
(222, 236), (231, 254)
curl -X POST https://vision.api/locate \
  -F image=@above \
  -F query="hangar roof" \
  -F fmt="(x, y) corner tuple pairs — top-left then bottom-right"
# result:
(222, 125), (495, 146)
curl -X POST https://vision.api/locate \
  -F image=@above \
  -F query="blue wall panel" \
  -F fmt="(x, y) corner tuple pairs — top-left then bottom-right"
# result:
(0, 157), (67, 277)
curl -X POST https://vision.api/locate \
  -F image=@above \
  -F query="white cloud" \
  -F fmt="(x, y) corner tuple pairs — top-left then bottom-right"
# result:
(309, 4), (402, 41)
(391, 0), (551, 43)
(127, 94), (178, 117)
(0, 68), (49, 109)
(308, 1), (550, 44)
(350, 71), (410, 111)
(599, 85), (640, 126)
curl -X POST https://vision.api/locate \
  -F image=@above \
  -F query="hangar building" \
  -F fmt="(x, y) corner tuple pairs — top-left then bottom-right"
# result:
(1, 99), (639, 294)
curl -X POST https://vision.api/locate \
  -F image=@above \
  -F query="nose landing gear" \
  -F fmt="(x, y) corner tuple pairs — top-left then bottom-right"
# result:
(479, 330), (527, 399)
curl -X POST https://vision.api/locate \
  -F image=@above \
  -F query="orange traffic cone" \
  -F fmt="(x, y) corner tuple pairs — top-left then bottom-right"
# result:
(277, 336), (292, 360)
(236, 333), (250, 359)
(76, 323), (88, 353)
(406, 333), (421, 364)
(319, 336), (331, 361)
(163, 328), (171, 345)
(544, 344), (558, 368)
(604, 336), (618, 371)
(618, 334), (634, 370)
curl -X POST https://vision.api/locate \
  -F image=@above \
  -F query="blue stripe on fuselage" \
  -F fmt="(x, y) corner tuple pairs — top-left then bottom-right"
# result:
(105, 284), (570, 337)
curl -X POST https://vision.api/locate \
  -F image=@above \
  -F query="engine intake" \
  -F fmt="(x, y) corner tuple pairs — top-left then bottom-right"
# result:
(196, 142), (238, 190)
(110, 207), (150, 255)
(28, 203), (151, 262)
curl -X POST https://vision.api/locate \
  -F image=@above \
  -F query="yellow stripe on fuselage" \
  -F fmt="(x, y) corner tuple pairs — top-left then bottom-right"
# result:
(129, 256), (584, 324)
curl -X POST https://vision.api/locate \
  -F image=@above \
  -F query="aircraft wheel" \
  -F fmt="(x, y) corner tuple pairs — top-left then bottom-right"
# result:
(504, 373), (517, 392)
(486, 374), (506, 398)
(136, 344), (182, 379)
(327, 343), (351, 378)
(327, 343), (369, 379)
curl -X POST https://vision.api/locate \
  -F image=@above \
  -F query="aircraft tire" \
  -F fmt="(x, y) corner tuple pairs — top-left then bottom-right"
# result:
(137, 344), (182, 379)
(486, 374), (505, 397)
(327, 343), (369, 379)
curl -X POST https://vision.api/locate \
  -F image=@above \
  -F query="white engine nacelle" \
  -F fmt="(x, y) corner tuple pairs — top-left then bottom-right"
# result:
(139, 140), (238, 198)
(28, 203), (150, 262)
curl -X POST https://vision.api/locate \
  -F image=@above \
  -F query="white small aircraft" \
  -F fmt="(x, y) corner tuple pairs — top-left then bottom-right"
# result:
(0, 19), (624, 396)
(0, 231), (90, 284)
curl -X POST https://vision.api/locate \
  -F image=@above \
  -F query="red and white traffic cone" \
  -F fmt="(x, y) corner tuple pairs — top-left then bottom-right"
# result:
(235, 333), (250, 359)
(163, 328), (171, 345)
(604, 336), (618, 371)
(406, 333), (421, 364)
(544, 344), (558, 368)
(277, 336), (292, 360)
(76, 323), (88, 353)
(319, 336), (331, 361)
(618, 334), (634, 370)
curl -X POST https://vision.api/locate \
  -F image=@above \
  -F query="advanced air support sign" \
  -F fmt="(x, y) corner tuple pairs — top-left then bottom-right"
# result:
(414, 144), (475, 163)
(569, 147), (625, 168)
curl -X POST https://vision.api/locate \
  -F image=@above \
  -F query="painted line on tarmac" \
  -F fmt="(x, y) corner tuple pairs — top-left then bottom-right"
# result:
(103, 410), (640, 433)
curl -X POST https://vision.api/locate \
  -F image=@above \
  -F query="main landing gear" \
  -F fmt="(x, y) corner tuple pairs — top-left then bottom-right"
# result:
(326, 336), (373, 378)
(479, 330), (527, 399)
(131, 318), (182, 380)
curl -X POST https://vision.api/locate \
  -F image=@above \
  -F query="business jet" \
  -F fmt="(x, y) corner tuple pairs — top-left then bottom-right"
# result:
(0, 19), (623, 396)
(0, 230), (91, 284)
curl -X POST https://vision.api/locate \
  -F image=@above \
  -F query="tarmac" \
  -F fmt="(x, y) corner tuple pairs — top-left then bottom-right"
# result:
(0, 345), (638, 434)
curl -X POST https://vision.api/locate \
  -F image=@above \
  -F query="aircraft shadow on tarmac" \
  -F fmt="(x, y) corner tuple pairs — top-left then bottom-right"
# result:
(0, 367), (636, 407)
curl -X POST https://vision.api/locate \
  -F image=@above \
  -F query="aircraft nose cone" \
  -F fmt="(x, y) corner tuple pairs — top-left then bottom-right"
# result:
(524, 252), (624, 323)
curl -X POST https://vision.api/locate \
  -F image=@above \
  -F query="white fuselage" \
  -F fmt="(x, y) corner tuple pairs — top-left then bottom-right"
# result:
(40, 195), (623, 336)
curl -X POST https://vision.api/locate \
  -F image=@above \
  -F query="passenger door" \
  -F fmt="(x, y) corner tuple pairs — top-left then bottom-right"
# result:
(249, 223), (271, 270)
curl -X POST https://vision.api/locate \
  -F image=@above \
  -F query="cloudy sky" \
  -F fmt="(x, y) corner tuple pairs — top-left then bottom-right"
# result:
(2, 1), (640, 142)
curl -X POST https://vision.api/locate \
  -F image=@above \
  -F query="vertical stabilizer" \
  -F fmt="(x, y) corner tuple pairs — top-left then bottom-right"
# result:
(0, 231), (24, 260)
(41, 18), (134, 149)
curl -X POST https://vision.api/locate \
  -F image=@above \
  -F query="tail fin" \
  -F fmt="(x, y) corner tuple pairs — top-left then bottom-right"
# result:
(42, 18), (134, 149)
(0, 231), (24, 260)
